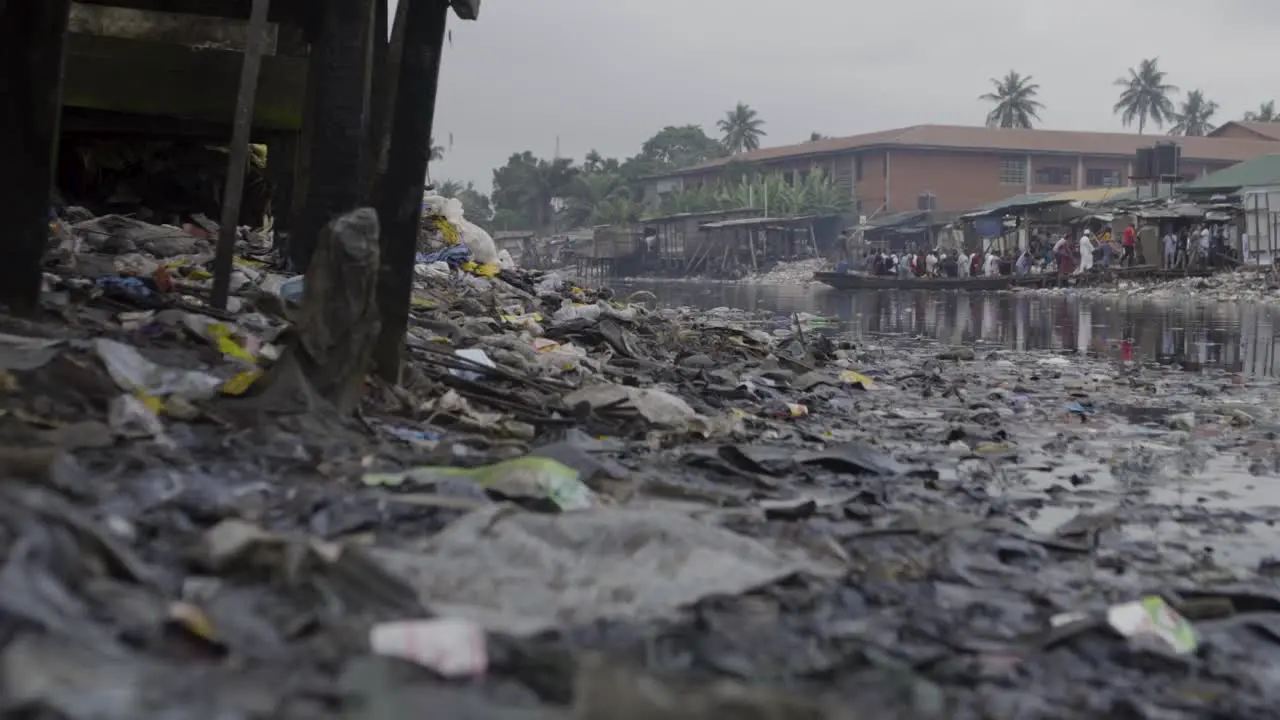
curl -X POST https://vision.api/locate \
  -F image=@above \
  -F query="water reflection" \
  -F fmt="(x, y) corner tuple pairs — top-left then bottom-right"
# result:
(617, 282), (1280, 377)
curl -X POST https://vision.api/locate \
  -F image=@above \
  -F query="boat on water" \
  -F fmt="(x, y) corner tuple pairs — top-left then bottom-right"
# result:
(812, 272), (1014, 291)
(813, 266), (1213, 292)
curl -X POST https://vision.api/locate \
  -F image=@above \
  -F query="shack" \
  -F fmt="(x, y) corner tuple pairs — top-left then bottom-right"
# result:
(692, 214), (841, 278)
(635, 209), (763, 276)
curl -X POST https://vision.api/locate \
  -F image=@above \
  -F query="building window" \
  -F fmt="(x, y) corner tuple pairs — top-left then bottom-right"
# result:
(1034, 167), (1072, 186)
(854, 154), (864, 182)
(999, 157), (1026, 185)
(782, 170), (796, 186)
(1085, 169), (1122, 187)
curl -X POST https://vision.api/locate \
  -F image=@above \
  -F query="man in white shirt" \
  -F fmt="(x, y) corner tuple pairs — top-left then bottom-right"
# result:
(958, 251), (970, 277)
(1077, 231), (1094, 274)
(1162, 231), (1176, 269)
(925, 251), (938, 276)
(984, 251), (1000, 276)
(1198, 227), (1211, 267)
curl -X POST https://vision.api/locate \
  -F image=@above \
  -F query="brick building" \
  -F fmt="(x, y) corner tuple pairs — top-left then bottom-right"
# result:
(644, 124), (1280, 216)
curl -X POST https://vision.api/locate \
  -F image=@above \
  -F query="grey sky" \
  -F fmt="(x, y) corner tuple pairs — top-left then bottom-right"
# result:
(422, 0), (1277, 191)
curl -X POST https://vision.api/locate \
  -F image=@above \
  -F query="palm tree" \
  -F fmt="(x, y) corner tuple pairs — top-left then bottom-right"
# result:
(979, 71), (1044, 129)
(1169, 89), (1219, 136)
(513, 157), (577, 231)
(582, 149), (605, 173)
(1245, 101), (1278, 122)
(717, 103), (767, 153)
(429, 137), (445, 161)
(1113, 58), (1178, 134)
(435, 179), (464, 197)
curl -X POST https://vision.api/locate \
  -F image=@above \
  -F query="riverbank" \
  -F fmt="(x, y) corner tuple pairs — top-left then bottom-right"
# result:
(8, 207), (1280, 716)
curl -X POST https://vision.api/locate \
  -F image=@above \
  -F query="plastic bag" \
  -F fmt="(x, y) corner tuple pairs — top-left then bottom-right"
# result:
(459, 219), (497, 264)
(497, 249), (516, 270)
(95, 338), (224, 400)
(362, 456), (595, 511)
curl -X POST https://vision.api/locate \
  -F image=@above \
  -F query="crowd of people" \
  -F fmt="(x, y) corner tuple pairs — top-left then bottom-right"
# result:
(848, 222), (1235, 280)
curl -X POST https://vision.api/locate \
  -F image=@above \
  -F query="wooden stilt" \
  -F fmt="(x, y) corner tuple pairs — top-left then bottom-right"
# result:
(371, 0), (450, 383)
(267, 133), (297, 239)
(0, 0), (72, 316)
(211, 0), (270, 310)
(291, 0), (374, 274)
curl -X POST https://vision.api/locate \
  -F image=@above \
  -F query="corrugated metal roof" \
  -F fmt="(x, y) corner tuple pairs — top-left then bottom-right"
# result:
(960, 192), (1062, 219)
(662, 124), (1280, 178)
(1045, 187), (1136, 203)
(1181, 154), (1280, 192)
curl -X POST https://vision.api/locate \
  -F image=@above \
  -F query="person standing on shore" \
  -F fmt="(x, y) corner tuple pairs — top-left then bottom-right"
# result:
(1077, 230), (1095, 274)
(1121, 224), (1136, 267)
(1162, 230), (1176, 269)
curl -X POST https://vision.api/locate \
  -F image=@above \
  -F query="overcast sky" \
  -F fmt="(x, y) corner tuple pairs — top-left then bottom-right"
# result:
(422, 0), (1278, 191)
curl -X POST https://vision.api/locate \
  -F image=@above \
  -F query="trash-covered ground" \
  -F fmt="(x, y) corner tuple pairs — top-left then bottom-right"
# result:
(6, 202), (1280, 718)
(742, 257), (827, 285)
(1019, 267), (1280, 306)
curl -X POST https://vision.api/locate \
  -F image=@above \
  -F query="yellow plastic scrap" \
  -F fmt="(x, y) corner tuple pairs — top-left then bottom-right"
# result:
(433, 216), (460, 245)
(410, 296), (437, 308)
(839, 370), (874, 390)
(168, 601), (220, 644)
(135, 390), (165, 414)
(208, 324), (257, 364)
(220, 369), (262, 396)
(472, 263), (499, 278)
(233, 257), (268, 268)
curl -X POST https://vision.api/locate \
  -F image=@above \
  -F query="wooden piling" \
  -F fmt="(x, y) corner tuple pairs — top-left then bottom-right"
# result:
(211, 0), (270, 310)
(371, 0), (450, 383)
(291, 0), (375, 274)
(0, 0), (73, 316)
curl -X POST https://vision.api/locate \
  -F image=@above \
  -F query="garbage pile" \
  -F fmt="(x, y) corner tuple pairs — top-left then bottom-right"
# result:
(1019, 267), (1280, 306)
(5, 203), (1280, 717)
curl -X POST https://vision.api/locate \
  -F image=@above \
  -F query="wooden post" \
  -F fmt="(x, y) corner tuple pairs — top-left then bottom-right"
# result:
(371, 0), (450, 383)
(267, 133), (297, 239)
(362, 0), (388, 198)
(0, 0), (72, 316)
(291, 0), (375, 274)
(211, 0), (270, 310)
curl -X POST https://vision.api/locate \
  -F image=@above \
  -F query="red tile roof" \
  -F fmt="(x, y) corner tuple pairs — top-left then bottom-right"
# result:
(665, 124), (1280, 177)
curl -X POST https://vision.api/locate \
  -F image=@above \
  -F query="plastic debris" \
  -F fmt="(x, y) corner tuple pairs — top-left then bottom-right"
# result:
(369, 618), (487, 677)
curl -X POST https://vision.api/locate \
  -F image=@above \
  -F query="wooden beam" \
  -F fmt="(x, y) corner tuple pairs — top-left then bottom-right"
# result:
(72, 0), (306, 26)
(290, 0), (374, 273)
(63, 34), (305, 130)
(211, 0), (270, 309)
(0, 0), (73, 316)
(372, 0), (450, 382)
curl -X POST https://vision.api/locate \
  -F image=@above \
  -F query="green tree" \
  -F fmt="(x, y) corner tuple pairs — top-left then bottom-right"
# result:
(1113, 58), (1178, 134)
(456, 182), (492, 223)
(429, 136), (445, 161)
(638, 125), (726, 168)
(717, 102), (767, 153)
(490, 152), (578, 232)
(808, 132), (829, 141)
(980, 71), (1044, 129)
(1245, 101), (1278, 122)
(1169, 89), (1218, 136)
(563, 171), (629, 228)
(435, 179), (464, 197)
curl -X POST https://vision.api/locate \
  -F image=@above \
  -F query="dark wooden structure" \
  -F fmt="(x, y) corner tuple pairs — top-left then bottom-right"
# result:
(1, 0), (479, 380)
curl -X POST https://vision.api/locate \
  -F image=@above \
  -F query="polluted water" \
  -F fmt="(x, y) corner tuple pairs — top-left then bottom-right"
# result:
(3, 201), (1280, 719)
